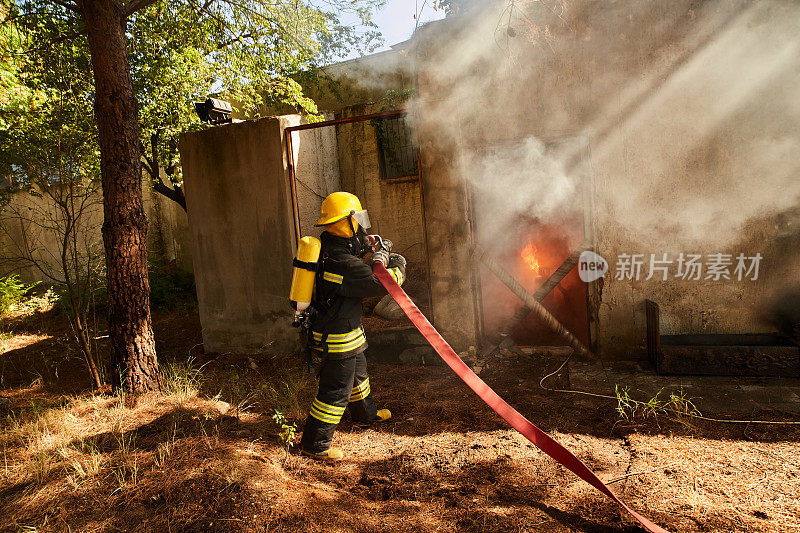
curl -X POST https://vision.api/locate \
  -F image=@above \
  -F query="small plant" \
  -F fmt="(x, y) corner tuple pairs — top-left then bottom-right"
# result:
(615, 385), (701, 428)
(60, 446), (103, 485)
(615, 384), (635, 421)
(24, 287), (59, 313)
(265, 368), (310, 420)
(665, 388), (702, 428)
(271, 408), (297, 460)
(112, 431), (138, 487)
(155, 419), (180, 466)
(30, 451), (52, 485)
(0, 330), (14, 352)
(154, 441), (173, 467)
(0, 275), (37, 316)
(161, 356), (203, 401)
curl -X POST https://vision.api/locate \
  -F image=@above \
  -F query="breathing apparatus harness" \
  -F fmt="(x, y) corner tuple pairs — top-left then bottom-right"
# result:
(289, 210), (392, 371)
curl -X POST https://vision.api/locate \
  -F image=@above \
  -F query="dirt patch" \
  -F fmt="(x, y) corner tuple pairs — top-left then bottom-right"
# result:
(2, 308), (800, 532)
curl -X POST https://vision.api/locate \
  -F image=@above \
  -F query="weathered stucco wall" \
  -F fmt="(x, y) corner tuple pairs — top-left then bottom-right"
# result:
(288, 114), (343, 239)
(336, 104), (427, 265)
(412, 0), (800, 358)
(179, 117), (298, 353)
(0, 178), (191, 283)
(413, 113), (480, 351)
(0, 184), (104, 283)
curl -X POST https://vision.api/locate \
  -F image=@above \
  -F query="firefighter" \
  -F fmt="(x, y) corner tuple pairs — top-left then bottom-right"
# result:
(300, 192), (406, 461)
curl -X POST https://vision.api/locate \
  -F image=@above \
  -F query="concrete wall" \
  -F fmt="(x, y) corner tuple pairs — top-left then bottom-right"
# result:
(411, 0), (800, 358)
(179, 117), (298, 353)
(288, 114), (343, 239)
(0, 183), (104, 283)
(414, 110), (480, 351)
(0, 178), (191, 283)
(336, 104), (427, 265)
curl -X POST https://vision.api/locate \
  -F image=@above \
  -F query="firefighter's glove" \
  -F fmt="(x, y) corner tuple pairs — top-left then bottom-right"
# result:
(388, 253), (406, 270)
(387, 253), (407, 286)
(373, 249), (390, 267)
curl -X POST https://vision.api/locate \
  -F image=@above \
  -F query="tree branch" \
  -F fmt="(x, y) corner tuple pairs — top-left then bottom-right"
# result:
(217, 32), (253, 50)
(152, 180), (186, 211)
(146, 130), (187, 211)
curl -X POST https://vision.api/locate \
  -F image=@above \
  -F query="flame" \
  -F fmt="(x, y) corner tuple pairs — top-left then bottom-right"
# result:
(520, 242), (541, 276)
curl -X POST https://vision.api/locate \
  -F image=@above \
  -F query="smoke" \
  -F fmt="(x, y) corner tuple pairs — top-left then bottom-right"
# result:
(457, 136), (579, 245)
(405, 0), (800, 252)
(763, 286), (800, 340)
(370, 0), (800, 339)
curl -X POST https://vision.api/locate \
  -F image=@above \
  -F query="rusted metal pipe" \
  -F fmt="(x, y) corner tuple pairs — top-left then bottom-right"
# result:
(284, 110), (410, 246)
(284, 110), (408, 133)
(472, 244), (592, 358)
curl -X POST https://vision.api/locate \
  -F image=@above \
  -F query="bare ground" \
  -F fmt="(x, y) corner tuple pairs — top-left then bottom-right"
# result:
(1, 307), (799, 532)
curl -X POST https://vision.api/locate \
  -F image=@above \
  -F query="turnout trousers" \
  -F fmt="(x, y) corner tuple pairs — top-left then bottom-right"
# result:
(300, 351), (378, 454)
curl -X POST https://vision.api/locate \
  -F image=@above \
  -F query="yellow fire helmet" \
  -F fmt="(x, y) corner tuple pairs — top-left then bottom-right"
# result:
(315, 192), (371, 238)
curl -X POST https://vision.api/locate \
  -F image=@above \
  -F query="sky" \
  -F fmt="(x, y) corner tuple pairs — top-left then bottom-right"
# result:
(341, 0), (446, 59)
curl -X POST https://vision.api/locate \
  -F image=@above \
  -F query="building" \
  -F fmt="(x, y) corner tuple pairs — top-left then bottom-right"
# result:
(179, 0), (800, 374)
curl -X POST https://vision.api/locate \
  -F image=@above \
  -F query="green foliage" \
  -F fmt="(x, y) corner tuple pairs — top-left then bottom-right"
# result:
(3, 0), (384, 207)
(380, 88), (415, 110)
(0, 275), (37, 316)
(24, 287), (59, 314)
(0, 1), (99, 186)
(615, 384), (701, 428)
(161, 356), (203, 399)
(0, 3), (42, 136)
(148, 260), (195, 308)
(126, 0), (384, 201)
(434, 0), (481, 17)
(271, 408), (297, 454)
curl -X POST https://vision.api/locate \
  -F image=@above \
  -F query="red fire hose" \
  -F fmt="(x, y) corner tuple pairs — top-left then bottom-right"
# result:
(373, 262), (668, 533)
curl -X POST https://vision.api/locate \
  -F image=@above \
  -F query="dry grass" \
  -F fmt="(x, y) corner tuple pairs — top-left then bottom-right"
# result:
(3, 359), (800, 532)
(0, 385), (236, 530)
(2, 309), (800, 532)
(624, 434), (800, 531)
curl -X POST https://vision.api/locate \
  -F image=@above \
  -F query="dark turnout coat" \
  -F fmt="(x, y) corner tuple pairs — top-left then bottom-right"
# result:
(309, 232), (404, 359)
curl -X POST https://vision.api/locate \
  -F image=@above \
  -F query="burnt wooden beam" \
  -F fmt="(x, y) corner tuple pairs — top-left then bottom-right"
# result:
(483, 242), (591, 358)
(472, 245), (592, 358)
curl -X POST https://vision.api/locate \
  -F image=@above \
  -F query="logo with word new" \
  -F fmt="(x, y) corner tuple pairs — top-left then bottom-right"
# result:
(578, 251), (608, 282)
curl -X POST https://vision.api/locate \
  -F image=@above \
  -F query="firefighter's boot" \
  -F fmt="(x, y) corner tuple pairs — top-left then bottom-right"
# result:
(301, 447), (344, 462)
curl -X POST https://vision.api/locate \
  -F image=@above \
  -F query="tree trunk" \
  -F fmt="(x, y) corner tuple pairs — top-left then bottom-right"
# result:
(81, 0), (160, 394)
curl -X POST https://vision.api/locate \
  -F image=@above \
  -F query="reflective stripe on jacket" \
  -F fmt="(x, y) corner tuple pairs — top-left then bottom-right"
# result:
(309, 232), (405, 359)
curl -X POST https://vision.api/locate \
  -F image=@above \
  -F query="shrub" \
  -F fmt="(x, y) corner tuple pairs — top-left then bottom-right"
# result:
(148, 260), (195, 308)
(0, 275), (37, 316)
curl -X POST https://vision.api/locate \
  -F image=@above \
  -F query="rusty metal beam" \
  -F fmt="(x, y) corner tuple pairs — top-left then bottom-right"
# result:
(284, 110), (407, 133)
(472, 245), (592, 358)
